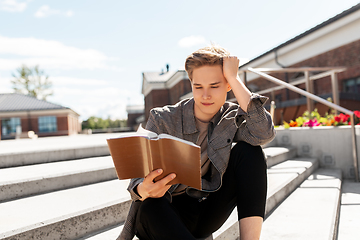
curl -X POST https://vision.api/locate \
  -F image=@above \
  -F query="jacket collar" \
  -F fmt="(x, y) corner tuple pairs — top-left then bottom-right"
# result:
(182, 98), (224, 135)
(182, 98), (198, 135)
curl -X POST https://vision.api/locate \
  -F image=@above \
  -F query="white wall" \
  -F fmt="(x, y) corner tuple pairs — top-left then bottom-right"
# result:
(269, 125), (360, 179)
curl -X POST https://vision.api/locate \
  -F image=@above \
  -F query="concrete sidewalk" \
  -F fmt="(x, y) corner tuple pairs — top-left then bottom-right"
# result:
(337, 181), (360, 240)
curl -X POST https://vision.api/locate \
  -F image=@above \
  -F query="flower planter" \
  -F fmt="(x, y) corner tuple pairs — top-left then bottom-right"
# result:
(267, 125), (360, 179)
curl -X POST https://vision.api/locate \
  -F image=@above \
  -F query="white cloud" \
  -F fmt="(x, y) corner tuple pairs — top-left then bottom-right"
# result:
(66, 10), (74, 17)
(54, 86), (125, 98)
(0, 35), (121, 71)
(0, 88), (13, 93)
(34, 5), (73, 18)
(0, 0), (27, 12)
(48, 85), (143, 120)
(51, 76), (108, 86)
(0, 76), (13, 93)
(178, 35), (207, 48)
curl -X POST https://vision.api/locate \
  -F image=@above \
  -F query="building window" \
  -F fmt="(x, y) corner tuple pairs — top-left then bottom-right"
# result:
(343, 77), (360, 93)
(38, 116), (57, 133)
(1, 118), (21, 136)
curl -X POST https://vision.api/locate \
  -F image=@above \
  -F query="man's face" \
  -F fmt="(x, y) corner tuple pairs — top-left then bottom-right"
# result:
(191, 65), (231, 122)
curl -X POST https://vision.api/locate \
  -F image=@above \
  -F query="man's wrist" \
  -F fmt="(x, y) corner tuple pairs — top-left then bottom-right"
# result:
(136, 183), (146, 201)
(226, 76), (240, 85)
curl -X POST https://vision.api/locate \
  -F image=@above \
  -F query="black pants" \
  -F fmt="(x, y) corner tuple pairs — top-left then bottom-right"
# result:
(135, 141), (267, 240)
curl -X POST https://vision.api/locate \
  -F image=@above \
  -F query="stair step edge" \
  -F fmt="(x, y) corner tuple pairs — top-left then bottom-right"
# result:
(1, 198), (131, 240)
(0, 167), (118, 202)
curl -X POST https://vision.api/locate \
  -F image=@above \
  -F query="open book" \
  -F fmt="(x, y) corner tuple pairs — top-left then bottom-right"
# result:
(106, 126), (201, 190)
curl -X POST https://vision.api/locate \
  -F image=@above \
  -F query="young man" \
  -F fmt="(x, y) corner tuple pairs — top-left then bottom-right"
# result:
(118, 46), (275, 240)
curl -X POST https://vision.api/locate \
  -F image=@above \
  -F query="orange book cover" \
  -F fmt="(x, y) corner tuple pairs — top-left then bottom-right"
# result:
(107, 126), (201, 190)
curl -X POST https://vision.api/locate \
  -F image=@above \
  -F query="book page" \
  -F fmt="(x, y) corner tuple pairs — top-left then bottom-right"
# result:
(107, 125), (157, 140)
(158, 133), (198, 147)
(137, 124), (158, 139)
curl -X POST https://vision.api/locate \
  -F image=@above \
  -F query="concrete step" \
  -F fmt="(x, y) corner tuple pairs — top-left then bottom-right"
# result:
(0, 138), (308, 240)
(262, 146), (297, 168)
(82, 157), (318, 240)
(0, 139), (293, 169)
(0, 156), (117, 202)
(0, 179), (131, 240)
(337, 180), (360, 240)
(0, 144), (293, 203)
(78, 225), (123, 240)
(213, 157), (319, 240)
(0, 133), (121, 168)
(260, 168), (342, 240)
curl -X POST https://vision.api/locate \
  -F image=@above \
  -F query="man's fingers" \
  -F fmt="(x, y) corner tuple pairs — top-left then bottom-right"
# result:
(144, 169), (163, 183)
(224, 56), (239, 64)
(138, 171), (176, 200)
(224, 56), (238, 60)
(156, 173), (176, 186)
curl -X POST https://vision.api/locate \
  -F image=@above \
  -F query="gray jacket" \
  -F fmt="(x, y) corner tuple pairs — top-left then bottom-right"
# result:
(118, 93), (275, 240)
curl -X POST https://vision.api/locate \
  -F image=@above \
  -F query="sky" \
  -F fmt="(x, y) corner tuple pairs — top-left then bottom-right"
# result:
(0, 0), (359, 121)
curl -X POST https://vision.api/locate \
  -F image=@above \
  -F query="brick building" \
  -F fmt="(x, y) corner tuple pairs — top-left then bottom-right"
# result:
(140, 4), (360, 125)
(0, 93), (80, 140)
(126, 105), (144, 130)
(239, 3), (360, 125)
(142, 69), (192, 121)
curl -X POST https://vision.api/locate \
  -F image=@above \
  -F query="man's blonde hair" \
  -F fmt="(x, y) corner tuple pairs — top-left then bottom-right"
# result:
(185, 45), (230, 81)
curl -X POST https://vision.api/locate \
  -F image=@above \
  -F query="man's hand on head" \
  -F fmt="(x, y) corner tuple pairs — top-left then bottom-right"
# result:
(222, 56), (251, 112)
(223, 56), (240, 83)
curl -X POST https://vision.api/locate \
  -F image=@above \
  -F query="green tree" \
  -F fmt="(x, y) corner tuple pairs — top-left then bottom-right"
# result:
(82, 116), (127, 130)
(11, 65), (53, 100)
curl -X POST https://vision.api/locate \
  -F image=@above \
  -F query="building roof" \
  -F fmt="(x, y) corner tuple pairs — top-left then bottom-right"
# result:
(240, 3), (360, 68)
(126, 105), (144, 114)
(0, 93), (67, 112)
(143, 71), (177, 83)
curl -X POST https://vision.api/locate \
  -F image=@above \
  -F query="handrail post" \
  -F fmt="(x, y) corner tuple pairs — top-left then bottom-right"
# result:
(270, 101), (276, 124)
(350, 115), (359, 182)
(271, 91), (276, 125)
(305, 71), (314, 112)
(331, 71), (340, 115)
(243, 71), (247, 87)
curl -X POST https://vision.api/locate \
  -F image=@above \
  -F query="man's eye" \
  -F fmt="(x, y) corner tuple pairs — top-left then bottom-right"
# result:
(195, 87), (202, 89)
(211, 86), (219, 88)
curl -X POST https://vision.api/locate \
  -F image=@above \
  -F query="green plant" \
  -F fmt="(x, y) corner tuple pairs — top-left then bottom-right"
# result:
(281, 109), (360, 128)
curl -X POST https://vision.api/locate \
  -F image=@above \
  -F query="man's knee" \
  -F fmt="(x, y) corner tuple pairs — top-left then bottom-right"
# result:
(231, 141), (265, 161)
(232, 141), (262, 152)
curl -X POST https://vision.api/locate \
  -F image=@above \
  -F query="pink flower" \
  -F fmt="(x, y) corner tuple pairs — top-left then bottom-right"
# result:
(354, 110), (360, 118)
(303, 119), (320, 127)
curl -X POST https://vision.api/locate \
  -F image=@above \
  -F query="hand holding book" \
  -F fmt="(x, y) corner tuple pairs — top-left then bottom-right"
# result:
(136, 168), (176, 200)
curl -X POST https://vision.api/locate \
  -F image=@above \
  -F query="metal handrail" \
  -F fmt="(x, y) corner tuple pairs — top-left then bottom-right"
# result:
(248, 67), (359, 182)
(239, 66), (346, 73)
(256, 69), (346, 95)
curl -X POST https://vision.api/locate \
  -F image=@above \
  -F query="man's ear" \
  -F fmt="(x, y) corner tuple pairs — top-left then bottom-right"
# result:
(226, 83), (232, 92)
